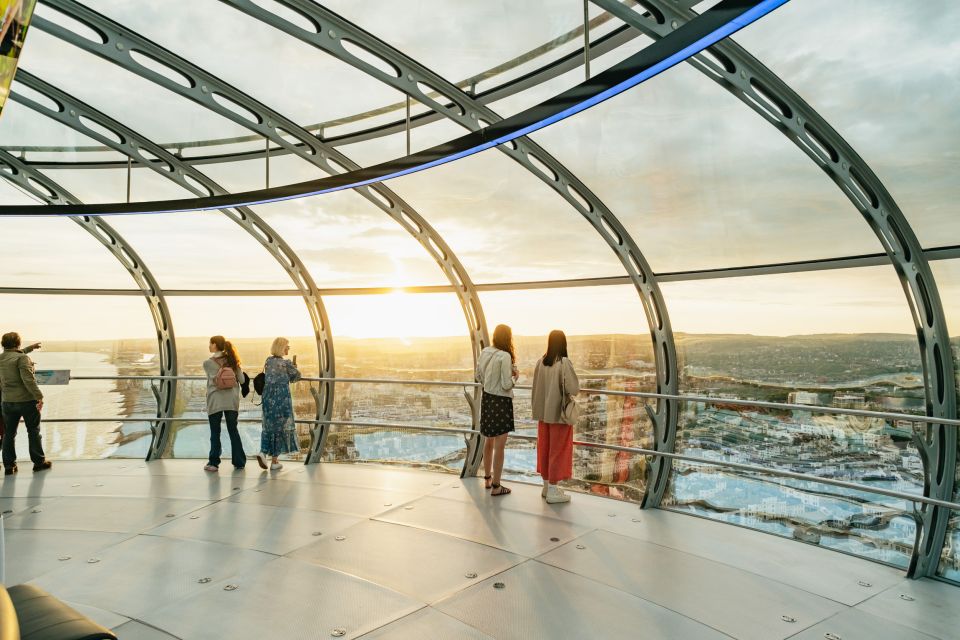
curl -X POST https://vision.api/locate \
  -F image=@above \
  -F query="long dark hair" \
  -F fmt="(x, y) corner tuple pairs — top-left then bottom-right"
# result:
(492, 324), (516, 364)
(210, 335), (241, 369)
(542, 330), (568, 367)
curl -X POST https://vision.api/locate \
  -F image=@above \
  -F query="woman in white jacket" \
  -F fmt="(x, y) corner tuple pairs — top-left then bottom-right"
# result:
(531, 330), (580, 503)
(476, 324), (518, 496)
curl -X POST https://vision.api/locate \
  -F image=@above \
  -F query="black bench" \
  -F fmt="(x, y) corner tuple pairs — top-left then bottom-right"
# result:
(0, 584), (116, 640)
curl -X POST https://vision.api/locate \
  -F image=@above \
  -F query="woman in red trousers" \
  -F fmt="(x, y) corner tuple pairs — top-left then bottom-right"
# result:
(531, 330), (580, 503)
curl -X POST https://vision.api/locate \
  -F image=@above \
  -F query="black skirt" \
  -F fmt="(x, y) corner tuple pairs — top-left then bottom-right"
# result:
(480, 391), (515, 437)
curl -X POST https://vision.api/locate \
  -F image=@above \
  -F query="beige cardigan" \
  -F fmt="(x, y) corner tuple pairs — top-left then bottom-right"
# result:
(531, 357), (579, 424)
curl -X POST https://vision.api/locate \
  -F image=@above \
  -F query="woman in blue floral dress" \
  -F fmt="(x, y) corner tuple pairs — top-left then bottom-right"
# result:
(256, 337), (301, 471)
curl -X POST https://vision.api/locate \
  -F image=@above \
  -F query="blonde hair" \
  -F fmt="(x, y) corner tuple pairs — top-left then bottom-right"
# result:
(270, 336), (289, 358)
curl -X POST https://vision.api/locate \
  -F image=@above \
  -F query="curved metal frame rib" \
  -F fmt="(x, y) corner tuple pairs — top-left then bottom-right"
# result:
(222, 0), (680, 491)
(33, 0), (490, 462)
(592, 0), (957, 577)
(0, 149), (178, 460)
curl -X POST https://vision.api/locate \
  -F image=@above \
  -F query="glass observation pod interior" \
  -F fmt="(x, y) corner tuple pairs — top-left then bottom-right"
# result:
(2, 0), (960, 594)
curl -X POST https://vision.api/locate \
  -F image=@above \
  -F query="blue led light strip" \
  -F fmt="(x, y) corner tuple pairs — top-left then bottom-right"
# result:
(0, 0), (788, 217)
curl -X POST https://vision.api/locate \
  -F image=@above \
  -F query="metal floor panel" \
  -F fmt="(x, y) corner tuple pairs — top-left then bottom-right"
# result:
(537, 529), (844, 640)
(289, 519), (525, 602)
(63, 601), (130, 630)
(376, 496), (592, 557)
(110, 621), (181, 639)
(434, 477), (649, 532)
(3, 496), (211, 533)
(30, 534), (274, 618)
(2, 469), (265, 500)
(229, 480), (423, 517)
(855, 578), (960, 639)
(1, 529), (130, 584)
(786, 608), (940, 640)
(1, 474), (90, 498)
(633, 509), (903, 606)
(436, 560), (730, 640)
(139, 556), (423, 640)
(287, 461), (459, 493)
(0, 496), (47, 517)
(358, 607), (495, 639)
(146, 500), (361, 555)
(59, 473), (267, 500)
(436, 481), (902, 606)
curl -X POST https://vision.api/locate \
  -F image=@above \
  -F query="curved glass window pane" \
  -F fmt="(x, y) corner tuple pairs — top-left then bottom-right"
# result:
(44, 166), (200, 204)
(529, 59), (882, 272)
(164, 297), (317, 459)
(322, 1), (588, 85)
(250, 190), (454, 289)
(0, 98), (124, 163)
(323, 293), (473, 472)
(84, 0), (403, 145)
(0, 215), (152, 288)
(0, 294), (159, 460)
(733, 0), (960, 249)
(200, 153), (323, 193)
(103, 211), (297, 289)
(482, 285), (656, 498)
(661, 266), (924, 568)
(19, 28), (252, 144)
(387, 147), (627, 282)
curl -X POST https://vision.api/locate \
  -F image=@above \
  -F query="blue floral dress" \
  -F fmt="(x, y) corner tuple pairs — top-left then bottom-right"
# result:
(260, 356), (301, 456)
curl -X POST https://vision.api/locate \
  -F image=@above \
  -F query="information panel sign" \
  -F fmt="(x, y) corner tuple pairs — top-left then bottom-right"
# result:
(0, 0), (37, 118)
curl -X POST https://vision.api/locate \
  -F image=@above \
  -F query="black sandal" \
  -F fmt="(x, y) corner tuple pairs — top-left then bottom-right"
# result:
(484, 475), (493, 489)
(491, 483), (511, 496)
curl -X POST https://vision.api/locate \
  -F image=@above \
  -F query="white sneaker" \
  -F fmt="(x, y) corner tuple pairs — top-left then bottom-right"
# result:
(545, 484), (571, 504)
(256, 453), (268, 470)
(270, 462), (283, 471)
(541, 479), (549, 498)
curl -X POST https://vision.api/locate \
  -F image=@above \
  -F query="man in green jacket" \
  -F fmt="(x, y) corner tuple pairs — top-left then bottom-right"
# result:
(0, 332), (50, 475)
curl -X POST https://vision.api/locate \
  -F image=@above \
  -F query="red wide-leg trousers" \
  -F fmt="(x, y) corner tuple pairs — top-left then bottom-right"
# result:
(536, 421), (573, 483)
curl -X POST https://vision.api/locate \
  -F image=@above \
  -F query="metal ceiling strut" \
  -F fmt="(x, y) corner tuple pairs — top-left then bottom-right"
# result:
(0, 148), (178, 461)
(221, 0), (680, 495)
(591, 0), (957, 580)
(31, 0), (491, 463)
(8, 68), (336, 460)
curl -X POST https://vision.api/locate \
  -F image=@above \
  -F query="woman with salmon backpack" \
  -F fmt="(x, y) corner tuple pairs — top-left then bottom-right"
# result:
(203, 335), (246, 472)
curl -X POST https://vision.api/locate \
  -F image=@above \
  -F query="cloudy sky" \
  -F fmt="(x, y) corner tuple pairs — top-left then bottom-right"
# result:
(1, 0), (958, 342)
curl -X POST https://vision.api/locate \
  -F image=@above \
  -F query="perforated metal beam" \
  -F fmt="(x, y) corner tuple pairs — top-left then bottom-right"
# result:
(0, 148), (177, 460)
(5, 9), (642, 162)
(591, 0), (957, 577)
(221, 0), (679, 492)
(8, 67), (337, 459)
(32, 0), (489, 462)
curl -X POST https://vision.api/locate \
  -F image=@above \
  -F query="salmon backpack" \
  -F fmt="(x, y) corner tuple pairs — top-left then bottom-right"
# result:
(214, 359), (237, 390)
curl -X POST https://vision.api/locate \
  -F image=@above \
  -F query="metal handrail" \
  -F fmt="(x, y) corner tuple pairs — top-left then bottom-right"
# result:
(67, 374), (951, 426)
(305, 377), (480, 388)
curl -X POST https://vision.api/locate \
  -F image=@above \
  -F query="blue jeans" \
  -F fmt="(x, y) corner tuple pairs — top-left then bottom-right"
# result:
(2, 400), (46, 468)
(208, 410), (245, 468)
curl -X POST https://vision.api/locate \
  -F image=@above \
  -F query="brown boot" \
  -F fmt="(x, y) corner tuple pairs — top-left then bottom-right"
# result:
(32, 461), (52, 472)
